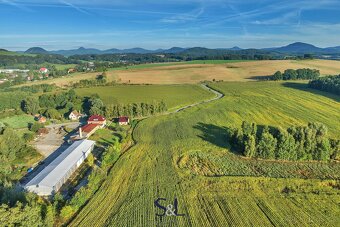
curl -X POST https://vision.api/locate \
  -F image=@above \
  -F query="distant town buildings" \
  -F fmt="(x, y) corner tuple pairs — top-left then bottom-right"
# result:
(68, 68), (76, 74)
(0, 69), (29, 73)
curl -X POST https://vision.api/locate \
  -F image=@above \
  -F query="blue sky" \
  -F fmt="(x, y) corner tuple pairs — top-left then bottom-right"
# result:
(1, 0), (340, 50)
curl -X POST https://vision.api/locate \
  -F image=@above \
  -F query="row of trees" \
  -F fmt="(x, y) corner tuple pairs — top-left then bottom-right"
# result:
(309, 75), (340, 95)
(230, 121), (339, 161)
(4, 84), (56, 93)
(104, 101), (167, 118)
(271, 68), (320, 80)
(71, 74), (107, 88)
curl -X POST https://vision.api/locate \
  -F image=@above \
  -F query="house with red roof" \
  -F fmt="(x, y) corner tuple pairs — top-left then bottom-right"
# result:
(118, 116), (129, 126)
(88, 115), (106, 127)
(39, 67), (48, 74)
(79, 124), (100, 139)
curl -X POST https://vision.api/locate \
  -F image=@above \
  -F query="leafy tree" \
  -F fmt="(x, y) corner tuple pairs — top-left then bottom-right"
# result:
(309, 75), (340, 95)
(243, 134), (256, 157)
(23, 97), (40, 114)
(23, 132), (35, 142)
(276, 130), (297, 160)
(44, 108), (61, 120)
(29, 122), (44, 133)
(60, 205), (76, 221)
(315, 138), (331, 161)
(256, 127), (277, 159)
(272, 71), (283, 80)
(89, 98), (104, 115)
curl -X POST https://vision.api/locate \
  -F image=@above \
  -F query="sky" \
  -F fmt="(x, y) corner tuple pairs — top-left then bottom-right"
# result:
(1, 0), (340, 51)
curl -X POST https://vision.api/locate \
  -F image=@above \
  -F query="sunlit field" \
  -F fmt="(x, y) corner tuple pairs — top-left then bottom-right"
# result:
(70, 81), (340, 226)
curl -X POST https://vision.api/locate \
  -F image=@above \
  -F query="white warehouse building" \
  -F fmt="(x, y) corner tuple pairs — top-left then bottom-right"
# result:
(24, 139), (95, 196)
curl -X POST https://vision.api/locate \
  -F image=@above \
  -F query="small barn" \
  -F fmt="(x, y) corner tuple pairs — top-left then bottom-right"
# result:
(118, 116), (129, 126)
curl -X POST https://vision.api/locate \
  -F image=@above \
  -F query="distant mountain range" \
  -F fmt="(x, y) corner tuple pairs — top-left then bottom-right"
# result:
(21, 42), (340, 56)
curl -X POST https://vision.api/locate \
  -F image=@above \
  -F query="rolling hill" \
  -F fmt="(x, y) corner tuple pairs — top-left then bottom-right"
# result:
(25, 47), (49, 54)
(11, 42), (340, 56)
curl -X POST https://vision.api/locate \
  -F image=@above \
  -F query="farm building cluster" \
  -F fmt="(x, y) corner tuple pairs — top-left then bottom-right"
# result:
(23, 113), (130, 196)
(24, 139), (95, 196)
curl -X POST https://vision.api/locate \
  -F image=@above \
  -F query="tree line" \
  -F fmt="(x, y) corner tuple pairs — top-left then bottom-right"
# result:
(309, 75), (340, 95)
(271, 68), (320, 80)
(229, 121), (339, 161)
(0, 54), (78, 67)
(71, 74), (108, 88)
(104, 101), (167, 118)
(85, 95), (167, 118)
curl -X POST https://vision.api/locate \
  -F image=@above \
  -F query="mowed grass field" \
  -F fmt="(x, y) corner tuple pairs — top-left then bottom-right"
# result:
(70, 81), (340, 226)
(0, 114), (35, 129)
(75, 84), (215, 110)
(20, 59), (340, 86)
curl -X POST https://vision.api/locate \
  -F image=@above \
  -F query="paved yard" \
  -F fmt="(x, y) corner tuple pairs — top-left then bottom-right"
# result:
(33, 122), (80, 157)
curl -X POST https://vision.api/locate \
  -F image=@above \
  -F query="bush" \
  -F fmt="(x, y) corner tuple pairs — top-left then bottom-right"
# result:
(23, 132), (35, 142)
(29, 122), (44, 133)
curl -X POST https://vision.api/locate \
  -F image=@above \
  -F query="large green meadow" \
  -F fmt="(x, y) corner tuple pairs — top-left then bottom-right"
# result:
(75, 84), (215, 110)
(70, 81), (340, 226)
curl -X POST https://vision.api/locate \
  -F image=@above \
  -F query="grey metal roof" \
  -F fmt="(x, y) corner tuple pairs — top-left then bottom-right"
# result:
(25, 139), (95, 189)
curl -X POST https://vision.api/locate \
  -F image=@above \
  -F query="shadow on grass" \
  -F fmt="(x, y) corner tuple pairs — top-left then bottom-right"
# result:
(282, 82), (340, 102)
(194, 122), (232, 150)
(96, 138), (114, 148)
(246, 75), (272, 80)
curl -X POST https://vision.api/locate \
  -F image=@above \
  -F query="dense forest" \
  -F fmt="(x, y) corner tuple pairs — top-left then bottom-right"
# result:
(229, 121), (339, 161)
(0, 54), (79, 67)
(309, 75), (340, 95)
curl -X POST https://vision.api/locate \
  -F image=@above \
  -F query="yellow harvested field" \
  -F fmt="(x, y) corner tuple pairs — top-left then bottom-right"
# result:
(21, 59), (340, 86)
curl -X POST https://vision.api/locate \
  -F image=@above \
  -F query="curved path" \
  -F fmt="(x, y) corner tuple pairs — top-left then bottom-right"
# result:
(171, 83), (224, 114)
